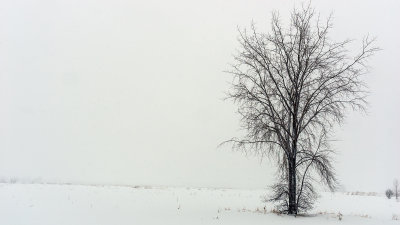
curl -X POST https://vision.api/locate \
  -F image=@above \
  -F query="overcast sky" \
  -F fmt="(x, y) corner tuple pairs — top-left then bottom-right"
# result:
(0, 0), (399, 192)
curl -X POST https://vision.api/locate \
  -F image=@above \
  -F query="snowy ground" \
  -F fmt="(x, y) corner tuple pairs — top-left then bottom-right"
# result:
(0, 183), (399, 225)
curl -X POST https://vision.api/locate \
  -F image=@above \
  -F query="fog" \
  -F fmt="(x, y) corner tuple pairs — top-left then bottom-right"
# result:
(0, 0), (399, 192)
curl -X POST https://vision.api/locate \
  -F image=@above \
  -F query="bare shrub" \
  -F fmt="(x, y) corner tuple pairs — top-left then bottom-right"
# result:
(385, 189), (394, 199)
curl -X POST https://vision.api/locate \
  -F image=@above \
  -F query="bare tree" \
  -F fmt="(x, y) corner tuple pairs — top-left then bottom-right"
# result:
(224, 4), (378, 214)
(394, 179), (399, 200)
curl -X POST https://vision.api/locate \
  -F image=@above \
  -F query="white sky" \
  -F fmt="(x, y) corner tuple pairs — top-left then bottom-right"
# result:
(0, 0), (399, 192)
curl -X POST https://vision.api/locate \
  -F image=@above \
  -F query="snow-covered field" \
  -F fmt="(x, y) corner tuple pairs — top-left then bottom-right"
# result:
(0, 183), (399, 225)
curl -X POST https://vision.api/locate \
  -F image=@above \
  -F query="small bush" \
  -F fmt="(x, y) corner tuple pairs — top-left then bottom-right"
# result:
(337, 212), (343, 221)
(386, 189), (394, 199)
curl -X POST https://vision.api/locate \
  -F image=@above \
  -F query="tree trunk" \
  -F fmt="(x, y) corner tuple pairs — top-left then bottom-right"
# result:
(288, 159), (297, 215)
